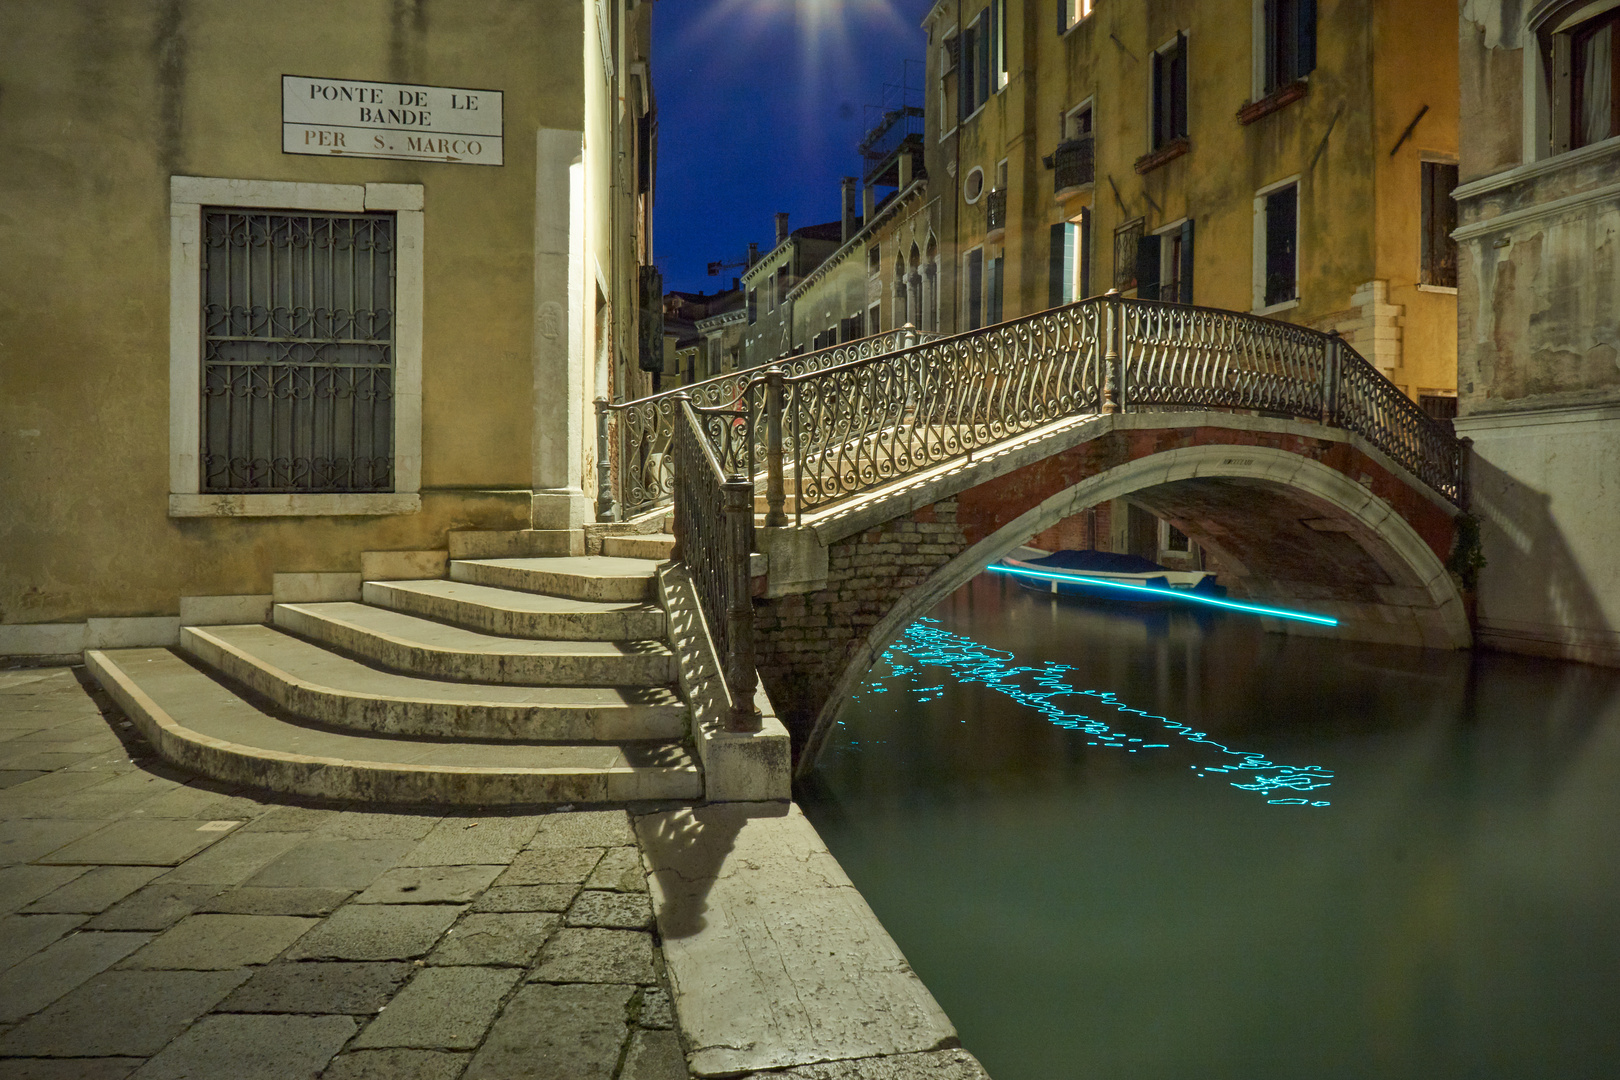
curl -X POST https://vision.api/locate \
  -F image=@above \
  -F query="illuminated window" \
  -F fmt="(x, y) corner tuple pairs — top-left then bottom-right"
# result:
(1420, 161), (1458, 288)
(1061, 0), (1094, 33)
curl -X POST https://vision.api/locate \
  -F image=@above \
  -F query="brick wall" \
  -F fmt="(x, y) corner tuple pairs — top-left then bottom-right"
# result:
(755, 499), (967, 753)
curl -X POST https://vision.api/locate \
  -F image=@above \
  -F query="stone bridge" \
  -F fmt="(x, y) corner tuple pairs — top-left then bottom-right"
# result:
(623, 296), (1470, 774)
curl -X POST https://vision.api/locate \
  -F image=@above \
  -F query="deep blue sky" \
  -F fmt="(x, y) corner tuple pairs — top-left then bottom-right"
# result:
(652, 0), (934, 296)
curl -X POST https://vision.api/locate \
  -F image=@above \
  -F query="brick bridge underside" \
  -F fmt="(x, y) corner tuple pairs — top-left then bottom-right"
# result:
(748, 412), (1469, 775)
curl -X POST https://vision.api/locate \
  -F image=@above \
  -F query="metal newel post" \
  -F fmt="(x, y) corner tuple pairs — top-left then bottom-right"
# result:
(723, 476), (762, 733)
(593, 396), (616, 522)
(1102, 291), (1121, 415)
(903, 322), (918, 351)
(1321, 331), (1342, 427)
(764, 366), (787, 528)
(669, 394), (690, 564)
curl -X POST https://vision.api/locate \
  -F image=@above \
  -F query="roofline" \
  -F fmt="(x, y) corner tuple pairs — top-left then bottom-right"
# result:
(695, 309), (747, 331)
(785, 179), (930, 303)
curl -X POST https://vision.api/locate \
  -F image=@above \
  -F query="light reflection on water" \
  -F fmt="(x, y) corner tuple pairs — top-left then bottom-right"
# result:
(861, 616), (1334, 804)
(800, 573), (1620, 1080)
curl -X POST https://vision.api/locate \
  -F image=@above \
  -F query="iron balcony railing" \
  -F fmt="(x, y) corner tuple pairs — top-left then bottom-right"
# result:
(598, 326), (943, 519)
(1052, 136), (1096, 191)
(985, 188), (1006, 232)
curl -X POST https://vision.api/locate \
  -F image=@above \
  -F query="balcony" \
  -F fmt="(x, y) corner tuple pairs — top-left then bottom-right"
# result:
(1049, 136), (1095, 194)
(985, 188), (1006, 236)
(859, 106), (926, 188)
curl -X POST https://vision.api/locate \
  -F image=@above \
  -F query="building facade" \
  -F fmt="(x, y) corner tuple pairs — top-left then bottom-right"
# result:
(1453, 0), (1620, 667)
(1, 0), (657, 655)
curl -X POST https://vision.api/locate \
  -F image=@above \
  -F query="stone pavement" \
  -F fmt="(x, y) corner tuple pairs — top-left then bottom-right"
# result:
(0, 665), (690, 1080)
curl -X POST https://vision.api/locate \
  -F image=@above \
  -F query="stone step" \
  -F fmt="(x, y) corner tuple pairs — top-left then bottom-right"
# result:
(450, 556), (659, 603)
(273, 602), (677, 687)
(600, 534), (675, 560)
(364, 579), (665, 642)
(180, 624), (686, 742)
(87, 648), (702, 806)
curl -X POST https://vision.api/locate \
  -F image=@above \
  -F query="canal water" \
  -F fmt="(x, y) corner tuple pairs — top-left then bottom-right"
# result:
(799, 574), (1620, 1080)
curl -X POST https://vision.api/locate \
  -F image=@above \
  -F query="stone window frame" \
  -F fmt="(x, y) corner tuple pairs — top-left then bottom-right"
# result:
(1252, 174), (1302, 316)
(168, 176), (424, 517)
(1525, 0), (1620, 160)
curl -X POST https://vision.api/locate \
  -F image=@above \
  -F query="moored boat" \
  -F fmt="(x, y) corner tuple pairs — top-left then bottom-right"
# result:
(995, 546), (1225, 605)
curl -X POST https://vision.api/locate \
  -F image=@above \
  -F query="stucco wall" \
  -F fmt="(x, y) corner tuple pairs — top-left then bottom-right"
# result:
(0, 0), (600, 629)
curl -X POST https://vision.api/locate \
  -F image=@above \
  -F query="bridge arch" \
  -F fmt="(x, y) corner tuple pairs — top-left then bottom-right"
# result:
(781, 426), (1469, 775)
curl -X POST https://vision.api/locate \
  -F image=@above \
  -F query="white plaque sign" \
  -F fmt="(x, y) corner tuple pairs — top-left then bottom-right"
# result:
(282, 75), (503, 166)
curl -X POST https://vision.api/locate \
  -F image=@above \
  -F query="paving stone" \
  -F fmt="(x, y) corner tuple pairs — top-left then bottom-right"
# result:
(0, 820), (105, 865)
(530, 810), (634, 849)
(470, 884), (577, 913)
(566, 890), (654, 930)
(0, 865), (89, 914)
(427, 912), (559, 967)
(0, 931), (152, 1022)
(496, 847), (603, 886)
(585, 846), (648, 893)
(218, 961), (413, 1015)
(120, 914), (318, 969)
(532, 928), (656, 985)
(0, 751), (103, 775)
(128, 1013), (356, 1080)
(637, 987), (675, 1031)
(316, 811), (442, 841)
(26, 790), (142, 820)
(85, 883), (228, 930)
(156, 830), (309, 886)
(463, 982), (635, 1080)
(22, 867), (164, 913)
(0, 968), (248, 1056)
(354, 864), (504, 905)
(127, 783), (263, 821)
(350, 966), (521, 1050)
(731, 1049), (993, 1080)
(0, 771), (50, 790)
(285, 903), (464, 961)
(319, 1049), (470, 1080)
(197, 886), (352, 917)
(621, 1028), (688, 1080)
(36, 819), (241, 866)
(397, 817), (542, 867)
(238, 806), (335, 833)
(0, 914), (88, 972)
(0, 1058), (144, 1079)
(0, 770), (110, 809)
(243, 838), (416, 890)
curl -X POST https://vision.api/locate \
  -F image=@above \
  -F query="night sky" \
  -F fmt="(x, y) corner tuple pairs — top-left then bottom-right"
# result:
(652, 0), (935, 296)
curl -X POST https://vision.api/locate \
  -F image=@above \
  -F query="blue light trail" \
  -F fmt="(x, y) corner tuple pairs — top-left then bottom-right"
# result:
(986, 563), (1340, 626)
(859, 618), (1334, 805)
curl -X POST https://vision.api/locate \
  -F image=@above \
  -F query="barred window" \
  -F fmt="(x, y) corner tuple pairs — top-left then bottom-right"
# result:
(201, 209), (396, 493)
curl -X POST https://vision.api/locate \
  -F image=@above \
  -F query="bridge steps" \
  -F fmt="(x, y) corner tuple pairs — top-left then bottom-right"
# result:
(600, 533), (675, 560)
(450, 555), (659, 603)
(86, 553), (701, 806)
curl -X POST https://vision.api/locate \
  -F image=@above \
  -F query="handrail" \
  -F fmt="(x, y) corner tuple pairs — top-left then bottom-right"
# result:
(597, 326), (940, 519)
(670, 395), (759, 732)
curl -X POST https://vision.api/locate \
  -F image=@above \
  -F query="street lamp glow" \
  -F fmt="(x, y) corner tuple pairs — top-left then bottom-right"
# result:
(987, 564), (1340, 627)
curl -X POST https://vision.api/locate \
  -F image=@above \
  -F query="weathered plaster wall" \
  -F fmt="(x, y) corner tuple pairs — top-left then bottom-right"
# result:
(0, 0), (594, 628)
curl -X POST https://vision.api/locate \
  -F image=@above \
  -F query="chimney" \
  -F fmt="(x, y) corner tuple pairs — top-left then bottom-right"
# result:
(732, 277), (740, 291)
(775, 212), (790, 246)
(840, 177), (858, 244)
(747, 242), (760, 266)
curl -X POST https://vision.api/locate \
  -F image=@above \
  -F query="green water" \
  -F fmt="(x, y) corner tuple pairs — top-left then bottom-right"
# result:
(799, 574), (1620, 1080)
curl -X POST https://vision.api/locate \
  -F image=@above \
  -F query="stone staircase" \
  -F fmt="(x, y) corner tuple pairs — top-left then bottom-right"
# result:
(86, 551), (702, 807)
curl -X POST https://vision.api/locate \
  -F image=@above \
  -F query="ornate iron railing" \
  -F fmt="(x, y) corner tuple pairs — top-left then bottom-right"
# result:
(598, 327), (939, 519)
(763, 296), (1462, 516)
(670, 396), (760, 733)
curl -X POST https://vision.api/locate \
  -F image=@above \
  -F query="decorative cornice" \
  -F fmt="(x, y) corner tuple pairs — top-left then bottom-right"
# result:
(695, 309), (746, 331)
(786, 180), (930, 302)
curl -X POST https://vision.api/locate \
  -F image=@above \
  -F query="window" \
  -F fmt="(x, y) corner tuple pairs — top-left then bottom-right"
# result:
(965, 247), (985, 331)
(1064, 102), (1093, 140)
(1535, 3), (1620, 156)
(1160, 519), (1192, 554)
(991, 0), (1007, 91)
(1255, 181), (1299, 310)
(168, 177), (422, 516)
(986, 253), (1004, 324)
(1138, 220), (1195, 304)
(1060, 0), (1094, 33)
(1421, 161), (1459, 288)
(959, 13), (991, 121)
(869, 301), (882, 334)
(868, 244), (881, 274)
(747, 288), (758, 324)
(1152, 33), (1190, 150)
(1049, 210), (1090, 307)
(1261, 0), (1317, 96)
(1113, 217), (1143, 292)
(1572, 9), (1620, 148)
